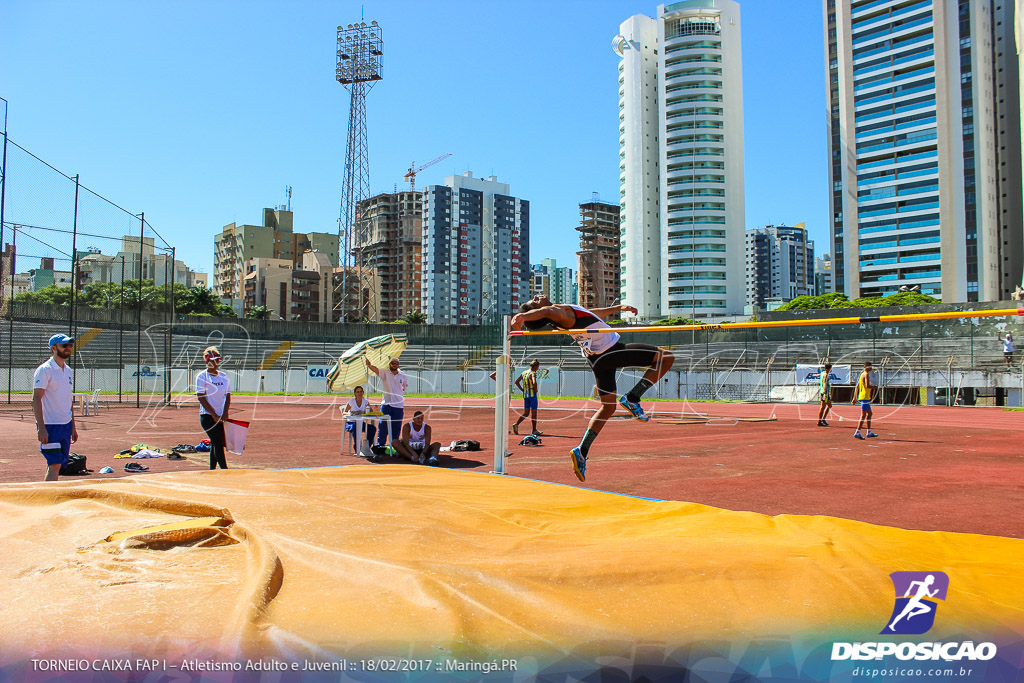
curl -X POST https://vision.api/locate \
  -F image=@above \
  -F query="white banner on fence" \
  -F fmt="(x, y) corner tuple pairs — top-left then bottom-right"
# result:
(126, 365), (164, 382)
(795, 364), (852, 385)
(306, 365), (334, 380)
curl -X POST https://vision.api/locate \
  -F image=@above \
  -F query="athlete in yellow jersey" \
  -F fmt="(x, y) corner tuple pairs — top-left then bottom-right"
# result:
(816, 363), (833, 427)
(512, 359), (543, 437)
(852, 361), (878, 439)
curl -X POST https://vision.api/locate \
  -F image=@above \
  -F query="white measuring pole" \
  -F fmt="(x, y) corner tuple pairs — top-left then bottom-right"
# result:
(492, 315), (511, 474)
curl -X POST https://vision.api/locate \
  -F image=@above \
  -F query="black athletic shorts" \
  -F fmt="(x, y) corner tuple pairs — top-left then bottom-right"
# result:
(587, 342), (661, 396)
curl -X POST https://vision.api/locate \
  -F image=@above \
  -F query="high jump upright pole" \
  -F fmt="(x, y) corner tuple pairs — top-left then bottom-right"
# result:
(492, 315), (511, 475)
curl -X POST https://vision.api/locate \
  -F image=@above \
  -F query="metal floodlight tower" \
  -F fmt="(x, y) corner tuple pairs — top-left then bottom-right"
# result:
(335, 20), (383, 322)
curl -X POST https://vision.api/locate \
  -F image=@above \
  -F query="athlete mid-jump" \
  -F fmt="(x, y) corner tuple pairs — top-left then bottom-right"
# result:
(512, 295), (674, 482)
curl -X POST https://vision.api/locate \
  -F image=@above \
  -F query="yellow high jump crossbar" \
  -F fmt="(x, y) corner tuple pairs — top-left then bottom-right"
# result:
(491, 307), (1024, 475)
(509, 307), (1024, 337)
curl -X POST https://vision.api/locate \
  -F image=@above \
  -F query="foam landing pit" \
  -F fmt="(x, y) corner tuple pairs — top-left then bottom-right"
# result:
(0, 467), (1020, 663)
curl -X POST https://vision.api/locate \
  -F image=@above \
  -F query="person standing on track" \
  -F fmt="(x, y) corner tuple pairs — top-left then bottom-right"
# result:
(32, 333), (78, 481)
(852, 360), (878, 440)
(512, 295), (674, 483)
(365, 357), (408, 449)
(817, 363), (833, 427)
(196, 346), (231, 469)
(512, 359), (543, 437)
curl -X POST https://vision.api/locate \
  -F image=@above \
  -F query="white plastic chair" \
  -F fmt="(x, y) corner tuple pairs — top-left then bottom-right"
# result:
(83, 389), (100, 416)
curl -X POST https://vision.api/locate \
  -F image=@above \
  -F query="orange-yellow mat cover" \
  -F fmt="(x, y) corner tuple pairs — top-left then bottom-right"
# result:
(0, 466), (1020, 663)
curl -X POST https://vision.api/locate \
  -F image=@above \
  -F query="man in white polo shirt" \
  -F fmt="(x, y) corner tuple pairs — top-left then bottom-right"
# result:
(365, 356), (408, 450)
(32, 333), (78, 481)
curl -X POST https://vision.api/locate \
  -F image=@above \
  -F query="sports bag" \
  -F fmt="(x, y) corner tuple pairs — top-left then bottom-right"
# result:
(60, 453), (91, 476)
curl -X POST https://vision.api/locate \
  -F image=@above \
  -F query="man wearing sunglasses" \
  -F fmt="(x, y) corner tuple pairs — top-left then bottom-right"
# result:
(32, 334), (78, 481)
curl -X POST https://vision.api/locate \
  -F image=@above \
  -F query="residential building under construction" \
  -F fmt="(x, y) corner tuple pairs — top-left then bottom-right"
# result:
(352, 191), (423, 322)
(576, 200), (621, 310)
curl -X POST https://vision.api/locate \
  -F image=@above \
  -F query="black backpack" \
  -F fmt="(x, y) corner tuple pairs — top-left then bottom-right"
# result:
(452, 440), (481, 452)
(60, 453), (91, 476)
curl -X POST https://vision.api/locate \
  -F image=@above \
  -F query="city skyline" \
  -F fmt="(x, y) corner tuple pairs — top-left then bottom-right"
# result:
(0, 1), (828, 291)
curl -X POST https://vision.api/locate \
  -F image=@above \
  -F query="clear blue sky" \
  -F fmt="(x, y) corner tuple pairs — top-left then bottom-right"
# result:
(0, 0), (827, 278)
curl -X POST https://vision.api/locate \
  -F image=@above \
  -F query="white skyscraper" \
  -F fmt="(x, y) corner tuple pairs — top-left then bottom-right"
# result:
(615, 0), (745, 319)
(826, 0), (1023, 302)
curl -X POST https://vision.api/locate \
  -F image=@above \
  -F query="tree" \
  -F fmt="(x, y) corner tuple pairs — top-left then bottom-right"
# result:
(245, 305), (274, 320)
(776, 290), (940, 312)
(776, 293), (854, 311)
(12, 284), (73, 306)
(651, 316), (701, 326)
(402, 311), (426, 325)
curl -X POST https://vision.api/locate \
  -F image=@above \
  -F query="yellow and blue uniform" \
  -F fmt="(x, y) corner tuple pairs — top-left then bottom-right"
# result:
(521, 370), (539, 410)
(819, 369), (831, 401)
(857, 371), (873, 411)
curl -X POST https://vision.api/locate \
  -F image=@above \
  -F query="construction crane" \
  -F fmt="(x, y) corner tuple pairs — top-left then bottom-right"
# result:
(403, 153), (452, 191)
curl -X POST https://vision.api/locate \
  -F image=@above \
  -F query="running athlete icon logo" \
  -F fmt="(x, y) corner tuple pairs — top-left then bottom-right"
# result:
(881, 571), (949, 635)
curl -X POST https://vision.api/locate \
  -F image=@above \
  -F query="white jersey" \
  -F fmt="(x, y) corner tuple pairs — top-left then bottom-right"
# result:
(33, 357), (74, 425)
(408, 421), (426, 450)
(565, 305), (620, 357)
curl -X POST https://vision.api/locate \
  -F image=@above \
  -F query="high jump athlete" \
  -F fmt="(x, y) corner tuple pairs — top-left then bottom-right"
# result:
(511, 295), (674, 482)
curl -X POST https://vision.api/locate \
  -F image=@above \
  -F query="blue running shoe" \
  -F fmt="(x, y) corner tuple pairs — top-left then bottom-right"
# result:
(570, 447), (587, 482)
(866, 432), (878, 438)
(854, 432), (865, 440)
(618, 395), (650, 422)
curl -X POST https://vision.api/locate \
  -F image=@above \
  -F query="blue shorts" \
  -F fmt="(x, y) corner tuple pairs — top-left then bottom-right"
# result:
(41, 421), (73, 465)
(523, 396), (538, 411)
(860, 400), (872, 412)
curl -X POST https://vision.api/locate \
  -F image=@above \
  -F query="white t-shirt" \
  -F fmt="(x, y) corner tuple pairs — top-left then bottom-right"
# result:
(376, 369), (408, 407)
(196, 370), (231, 416)
(33, 357), (74, 425)
(345, 397), (371, 415)
(1004, 338), (1015, 353)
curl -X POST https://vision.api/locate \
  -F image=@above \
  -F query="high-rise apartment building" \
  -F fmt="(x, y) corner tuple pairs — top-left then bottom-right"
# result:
(353, 191), (423, 322)
(530, 263), (550, 299)
(826, 0), (1023, 302)
(240, 251), (379, 323)
(543, 258), (576, 305)
(576, 200), (621, 310)
(214, 209), (339, 300)
(531, 258), (577, 304)
(422, 173), (529, 324)
(815, 254), (835, 295)
(744, 224), (816, 308)
(615, 0), (745, 319)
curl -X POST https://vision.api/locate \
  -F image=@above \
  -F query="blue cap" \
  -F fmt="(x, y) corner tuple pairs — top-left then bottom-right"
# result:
(48, 333), (74, 347)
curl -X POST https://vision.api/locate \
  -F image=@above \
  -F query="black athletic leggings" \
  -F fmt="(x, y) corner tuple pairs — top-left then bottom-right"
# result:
(200, 414), (228, 470)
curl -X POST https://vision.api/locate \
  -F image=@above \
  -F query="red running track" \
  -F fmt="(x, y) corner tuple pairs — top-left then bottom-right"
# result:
(1, 398), (1021, 538)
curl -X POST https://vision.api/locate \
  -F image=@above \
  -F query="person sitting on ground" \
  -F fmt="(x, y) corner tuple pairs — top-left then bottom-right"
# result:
(393, 410), (441, 466)
(342, 385), (377, 454)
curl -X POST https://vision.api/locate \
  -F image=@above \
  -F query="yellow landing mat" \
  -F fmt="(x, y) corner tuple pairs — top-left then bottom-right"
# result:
(0, 466), (1021, 662)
